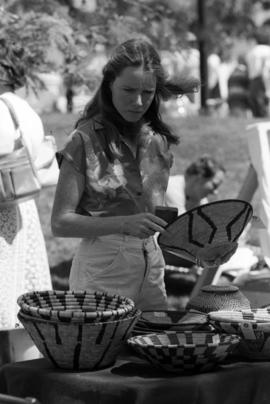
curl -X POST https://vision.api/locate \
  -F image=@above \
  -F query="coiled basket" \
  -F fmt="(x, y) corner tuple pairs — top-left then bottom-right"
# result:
(18, 308), (141, 370)
(128, 331), (240, 373)
(186, 285), (251, 313)
(17, 290), (135, 323)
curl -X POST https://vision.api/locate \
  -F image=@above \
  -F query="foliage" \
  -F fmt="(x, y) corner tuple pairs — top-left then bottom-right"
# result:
(0, 1), (91, 89)
(0, 0), (269, 90)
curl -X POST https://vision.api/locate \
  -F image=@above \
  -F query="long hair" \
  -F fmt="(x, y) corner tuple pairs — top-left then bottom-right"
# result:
(76, 38), (199, 158)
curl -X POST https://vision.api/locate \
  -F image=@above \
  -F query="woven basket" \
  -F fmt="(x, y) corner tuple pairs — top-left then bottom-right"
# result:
(132, 310), (210, 336)
(127, 331), (240, 373)
(186, 285), (251, 313)
(18, 308), (141, 370)
(158, 199), (253, 265)
(17, 290), (135, 323)
(208, 308), (270, 360)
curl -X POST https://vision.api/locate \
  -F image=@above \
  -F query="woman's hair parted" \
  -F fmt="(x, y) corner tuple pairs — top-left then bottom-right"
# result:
(75, 38), (199, 149)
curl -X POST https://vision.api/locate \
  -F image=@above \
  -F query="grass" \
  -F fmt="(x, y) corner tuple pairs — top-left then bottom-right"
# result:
(37, 111), (265, 287)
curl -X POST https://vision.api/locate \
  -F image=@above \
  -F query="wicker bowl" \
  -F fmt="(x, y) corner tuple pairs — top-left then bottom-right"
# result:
(132, 309), (210, 336)
(18, 308), (141, 370)
(127, 331), (240, 373)
(17, 290), (135, 323)
(186, 285), (251, 313)
(208, 309), (270, 360)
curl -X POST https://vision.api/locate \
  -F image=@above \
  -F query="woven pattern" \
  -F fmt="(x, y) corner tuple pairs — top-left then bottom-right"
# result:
(208, 309), (270, 360)
(186, 285), (251, 313)
(17, 290), (135, 323)
(18, 308), (141, 370)
(132, 310), (209, 336)
(158, 199), (253, 264)
(127, 331), (240, 373)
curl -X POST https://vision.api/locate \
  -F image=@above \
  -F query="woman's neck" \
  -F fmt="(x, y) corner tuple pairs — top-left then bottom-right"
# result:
(0, 83), (13, 95)
(102, 106), (144, 140)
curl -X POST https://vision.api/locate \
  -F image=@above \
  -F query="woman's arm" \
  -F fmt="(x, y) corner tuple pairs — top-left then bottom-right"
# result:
(237, 164), (258, 202)
(51, 159), (167, 239)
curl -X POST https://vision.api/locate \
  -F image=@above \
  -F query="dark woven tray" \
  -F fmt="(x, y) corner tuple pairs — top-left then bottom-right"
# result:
(158, 199), (253, 266)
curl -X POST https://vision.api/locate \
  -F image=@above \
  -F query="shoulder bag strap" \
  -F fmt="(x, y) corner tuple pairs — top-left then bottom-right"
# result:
(0, 96), (38, 174)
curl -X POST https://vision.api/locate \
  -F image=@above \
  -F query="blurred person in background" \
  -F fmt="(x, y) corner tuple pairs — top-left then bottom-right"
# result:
(166, 155), (226, 215)
(246, 26), (270, 117)
(227, 55), (251, 118)
(0, 39), (52, 365)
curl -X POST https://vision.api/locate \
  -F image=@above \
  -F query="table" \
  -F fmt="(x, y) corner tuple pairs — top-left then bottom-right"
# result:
(0, 351), (270, 404)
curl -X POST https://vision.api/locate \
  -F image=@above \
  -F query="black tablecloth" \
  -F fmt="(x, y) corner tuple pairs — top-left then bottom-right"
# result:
(0, 352), (270, 404)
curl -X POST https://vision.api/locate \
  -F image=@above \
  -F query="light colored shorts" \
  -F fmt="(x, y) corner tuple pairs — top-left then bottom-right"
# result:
(69, 234), (168, 311)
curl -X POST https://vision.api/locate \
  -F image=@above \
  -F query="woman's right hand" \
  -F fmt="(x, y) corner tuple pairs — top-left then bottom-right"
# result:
(122, 213), (167, 239)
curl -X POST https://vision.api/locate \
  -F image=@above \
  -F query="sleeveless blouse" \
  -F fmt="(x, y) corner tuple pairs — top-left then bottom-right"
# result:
(61, 116), (173, 216)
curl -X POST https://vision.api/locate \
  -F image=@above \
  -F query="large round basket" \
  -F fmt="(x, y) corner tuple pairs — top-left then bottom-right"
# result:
(127, 331), (240, 374)
(18, 308), (141, 370)
(17, 290), (135, 323)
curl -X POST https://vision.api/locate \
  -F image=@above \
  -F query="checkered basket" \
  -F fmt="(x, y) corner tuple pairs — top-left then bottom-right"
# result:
(127, 331), (240, 373)
(208, 308), (270, 360)
(18, 307), (141, 370)
(17, 290), (135, 323)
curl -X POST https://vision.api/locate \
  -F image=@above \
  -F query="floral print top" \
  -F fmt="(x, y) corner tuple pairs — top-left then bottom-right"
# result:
(62, 115), (173, 216)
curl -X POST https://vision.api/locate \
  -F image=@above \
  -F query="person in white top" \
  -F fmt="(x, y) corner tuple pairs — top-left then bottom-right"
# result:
(238, 122), (270, 268)
(0, 39), (52, 365)
(246, 26), (270, 117)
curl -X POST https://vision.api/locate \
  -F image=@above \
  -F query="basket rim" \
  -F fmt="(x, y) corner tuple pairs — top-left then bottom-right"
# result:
(18, 308), (142, 326)
(17, 290), (135, 304)
(17, 290), (135, 321)
(127, 331), (240, 348)
(208, 309), (270, 323)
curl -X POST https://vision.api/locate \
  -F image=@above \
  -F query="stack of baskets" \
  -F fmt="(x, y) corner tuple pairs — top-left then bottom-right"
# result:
(208, 308), (270, 360)
(17, 290), (141, 370)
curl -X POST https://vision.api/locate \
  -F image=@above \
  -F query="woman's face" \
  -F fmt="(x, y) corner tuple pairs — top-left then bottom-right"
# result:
(110, 66), (156, 122)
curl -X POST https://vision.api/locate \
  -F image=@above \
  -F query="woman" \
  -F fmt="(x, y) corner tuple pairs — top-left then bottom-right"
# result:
(51, 38), (199, 310)
(0, 40), (52, 363)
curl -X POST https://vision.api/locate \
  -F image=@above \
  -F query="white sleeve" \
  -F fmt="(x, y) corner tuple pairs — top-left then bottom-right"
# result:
(0, 100), (17, 155)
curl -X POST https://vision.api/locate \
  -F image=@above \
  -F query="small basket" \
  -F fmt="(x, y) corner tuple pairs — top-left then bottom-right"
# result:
(208, 308), (270, 360)
(17, 290), (135, 323)
(186, 285), (251, 313)
(127, 331), (240, 373)
(18, 308), (141, 370)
